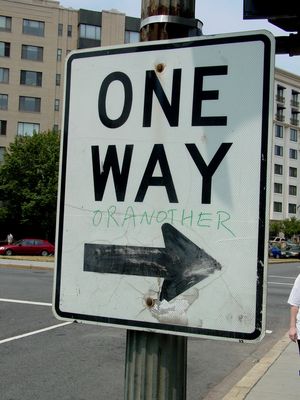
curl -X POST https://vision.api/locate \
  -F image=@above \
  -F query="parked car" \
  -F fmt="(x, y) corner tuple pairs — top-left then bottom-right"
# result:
(0, 238), (54, 256)
(285, 245), (300, 258)
(270, 246), (286, 259)
(269, 236), (286, 244)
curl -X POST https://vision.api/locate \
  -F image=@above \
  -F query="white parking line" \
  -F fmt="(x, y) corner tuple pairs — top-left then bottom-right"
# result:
(0, 322), (72, 345)
(268, 281), (294, 286)
(268, 275), (297, 280)
(0, 298), (52, 306)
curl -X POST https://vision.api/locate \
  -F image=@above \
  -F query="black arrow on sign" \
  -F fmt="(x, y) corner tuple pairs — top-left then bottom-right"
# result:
(83, 223), (222, 302)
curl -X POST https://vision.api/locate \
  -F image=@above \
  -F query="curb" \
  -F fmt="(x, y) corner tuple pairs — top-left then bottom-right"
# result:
(0, 263), (54, 271)
(0, 258), (54, 270)
(0, 255), (54, 262)
(268, 258), (299, 264)
(203, 332), (291, 400)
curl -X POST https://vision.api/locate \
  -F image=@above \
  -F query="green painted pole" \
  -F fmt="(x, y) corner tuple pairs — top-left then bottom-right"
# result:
(125, 330), (187, 399)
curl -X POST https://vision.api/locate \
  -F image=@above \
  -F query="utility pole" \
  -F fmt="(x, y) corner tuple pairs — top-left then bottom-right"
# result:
(140, 0), (202, 41)
(124, 2), (202, 399)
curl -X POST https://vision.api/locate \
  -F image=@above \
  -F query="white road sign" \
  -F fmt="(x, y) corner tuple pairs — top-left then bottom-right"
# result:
(53, 31), (275, 341)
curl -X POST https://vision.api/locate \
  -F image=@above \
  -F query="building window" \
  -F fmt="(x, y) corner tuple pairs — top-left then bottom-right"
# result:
(23, 19), (45, 36)
(290, 128), (298, 142)
(0, 68), (9, 83)
(0, 41), (10, 57)
(276, 106), (285, 122)
(0, 16), (11, 32)
(291, 90), (299, 107)
(289, 167), (297, 177)
(274, 145), (283, 156)
(20, 70), (42, 87)
(0, 94), (8, 110)
(275, 124), (283, 138)
(125, 30), (140, 44)
(21, 45), (43, 61)
(58, 23), (63, 36)
(289, 203), (297, 214)
(291, 111), (299, 126)
(274, 164), (283, 175)
(276, 85), (285, 103)
(53, 124), (59, 132)
(79, 24), (101, 40)
(67, 24), (72, 37)
(54, 99), (60, 111)
(274, 202), (282, 212)
(17, 122), (40, 136)
(19, 96), (41, 112)
(56, 74), (61, 86)
(0, 146), (6, 163)
(274, 183), (282, 194)
(289, 148), (298, 159)
(0, 120), (7, 135)
(57, 48), (62, 61)
(289, 185), (297, 196)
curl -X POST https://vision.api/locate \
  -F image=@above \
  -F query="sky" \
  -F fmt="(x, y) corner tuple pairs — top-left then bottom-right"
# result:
(59, 0), (300, 75)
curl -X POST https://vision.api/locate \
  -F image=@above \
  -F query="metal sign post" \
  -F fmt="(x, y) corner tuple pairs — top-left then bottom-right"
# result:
(126, 5), (199, 397)
(125, 330), (187, 399)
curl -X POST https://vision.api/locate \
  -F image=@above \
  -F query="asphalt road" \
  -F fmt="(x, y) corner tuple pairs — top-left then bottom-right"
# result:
(0, 261), (298, 400)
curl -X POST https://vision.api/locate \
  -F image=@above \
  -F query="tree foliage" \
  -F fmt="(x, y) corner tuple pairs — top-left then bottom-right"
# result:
(269, 220), (284, 238)
(269, 217), (300, 239)
(282, 217), (300, 238)
(0, 131), (60, 240)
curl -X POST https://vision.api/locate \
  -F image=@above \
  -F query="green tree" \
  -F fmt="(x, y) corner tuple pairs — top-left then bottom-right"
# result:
(269, 220), (283, 238)
(0, 131), (60, 240)
(282, 217), (300, 238)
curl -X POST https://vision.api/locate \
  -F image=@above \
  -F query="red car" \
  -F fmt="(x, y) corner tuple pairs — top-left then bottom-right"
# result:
(0, 238), (54, 256)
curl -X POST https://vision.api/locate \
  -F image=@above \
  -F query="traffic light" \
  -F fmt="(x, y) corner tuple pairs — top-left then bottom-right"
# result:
(243, 1), (300, 55)
(243, 0), (300, 32)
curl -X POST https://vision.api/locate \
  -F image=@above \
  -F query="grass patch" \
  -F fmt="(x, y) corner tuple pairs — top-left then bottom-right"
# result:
(0, 255), (55, 262)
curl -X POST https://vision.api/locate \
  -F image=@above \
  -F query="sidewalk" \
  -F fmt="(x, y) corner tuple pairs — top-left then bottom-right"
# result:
(221, 332), (300, 399)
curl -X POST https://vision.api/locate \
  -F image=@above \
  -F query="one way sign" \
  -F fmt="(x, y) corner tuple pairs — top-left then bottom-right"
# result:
(53, 31), (274, 341)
